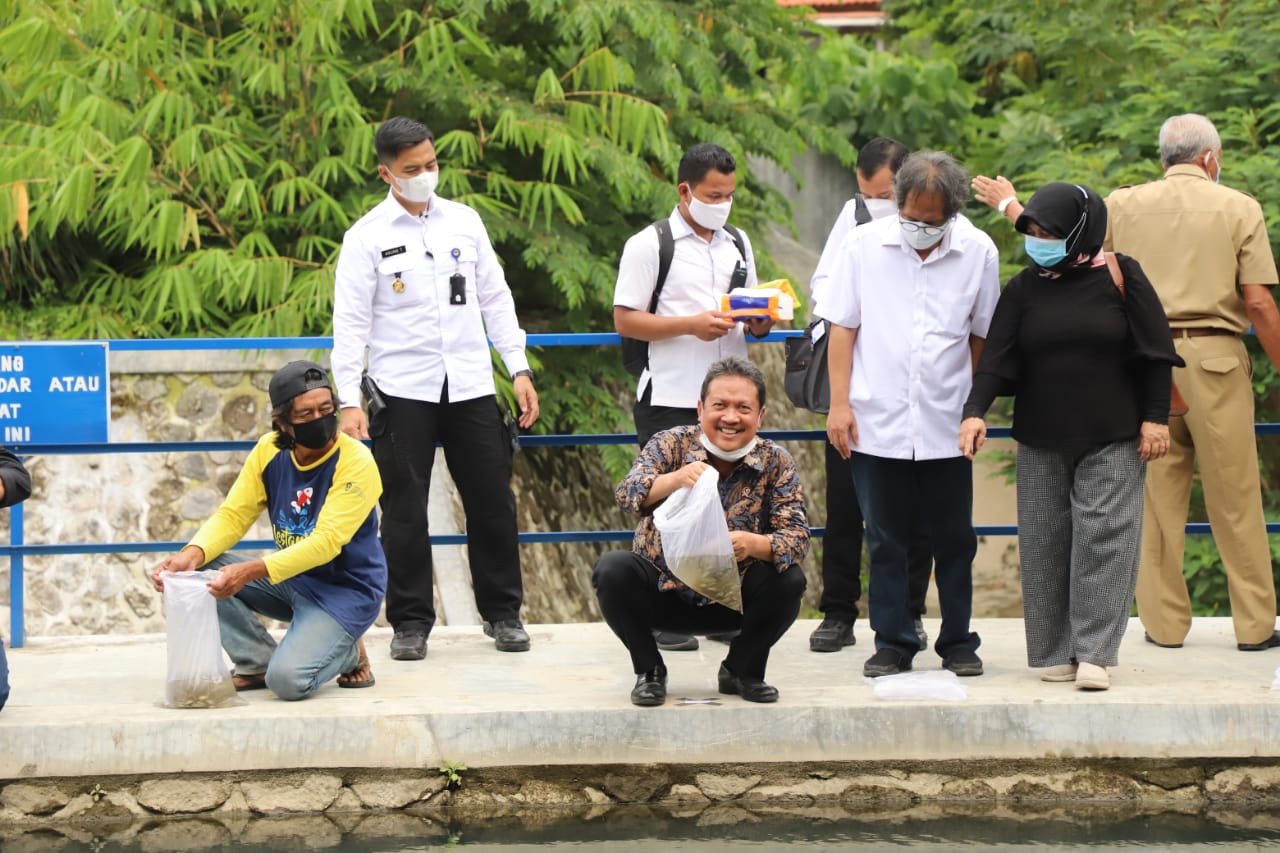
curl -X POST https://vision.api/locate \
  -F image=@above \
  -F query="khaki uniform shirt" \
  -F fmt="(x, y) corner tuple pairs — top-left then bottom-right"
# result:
(1104, 164), (1278, 333)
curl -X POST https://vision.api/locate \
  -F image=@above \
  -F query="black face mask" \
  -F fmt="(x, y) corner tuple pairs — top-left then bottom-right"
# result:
(290, 412), (338, 450)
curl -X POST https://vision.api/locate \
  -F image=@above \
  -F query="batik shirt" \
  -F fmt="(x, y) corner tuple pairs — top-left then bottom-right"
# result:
(615, 424), (809, 603)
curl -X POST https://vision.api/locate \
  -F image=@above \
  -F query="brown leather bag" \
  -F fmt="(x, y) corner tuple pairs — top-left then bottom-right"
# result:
(1104, 252), (1190, 418)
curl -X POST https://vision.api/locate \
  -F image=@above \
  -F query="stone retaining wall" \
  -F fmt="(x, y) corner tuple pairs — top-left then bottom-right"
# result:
(2, 760), (1279, 844)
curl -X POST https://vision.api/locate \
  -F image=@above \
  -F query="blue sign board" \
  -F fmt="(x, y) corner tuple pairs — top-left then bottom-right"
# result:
(0, 342), (109, 445)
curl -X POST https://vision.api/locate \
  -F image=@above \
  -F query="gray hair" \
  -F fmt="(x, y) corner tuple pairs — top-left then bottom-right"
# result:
(1158, 114), (1221, 168)
(700, 356), (766, 409)
(894, 151), (969, 219)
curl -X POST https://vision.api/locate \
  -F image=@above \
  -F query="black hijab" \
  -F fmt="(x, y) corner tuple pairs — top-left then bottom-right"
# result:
(1014, 182), (1108, 273)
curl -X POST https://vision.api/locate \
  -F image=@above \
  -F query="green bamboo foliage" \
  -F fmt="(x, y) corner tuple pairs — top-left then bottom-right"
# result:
(1, 0), (826, 351)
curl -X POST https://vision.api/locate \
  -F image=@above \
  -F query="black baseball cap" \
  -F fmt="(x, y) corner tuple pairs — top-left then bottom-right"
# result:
(269, 361), (332, 408)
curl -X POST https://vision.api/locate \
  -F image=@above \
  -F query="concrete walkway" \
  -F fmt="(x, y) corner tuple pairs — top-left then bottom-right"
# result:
(4, 617), (1280, 780)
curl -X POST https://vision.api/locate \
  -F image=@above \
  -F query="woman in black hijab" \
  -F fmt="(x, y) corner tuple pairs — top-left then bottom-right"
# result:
(958, 182), (1182, 691)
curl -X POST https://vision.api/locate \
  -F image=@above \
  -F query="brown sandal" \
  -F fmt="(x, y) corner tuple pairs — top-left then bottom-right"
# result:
(232, 672), (267, 691)
(337, 656), (375, 689)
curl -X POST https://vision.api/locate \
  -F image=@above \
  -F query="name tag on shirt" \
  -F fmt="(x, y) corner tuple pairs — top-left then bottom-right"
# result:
(380, 246), (407, 259)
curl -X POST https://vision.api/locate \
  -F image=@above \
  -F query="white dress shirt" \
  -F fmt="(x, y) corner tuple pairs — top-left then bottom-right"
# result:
(809, 197), (865, 319)
(813, 214), (1000, 461)
(331, 191), (530, 408)
(613, 208), (758, 407)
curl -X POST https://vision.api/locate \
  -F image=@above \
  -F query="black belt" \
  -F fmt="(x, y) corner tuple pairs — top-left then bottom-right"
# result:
(1171, 327), (1237, 339)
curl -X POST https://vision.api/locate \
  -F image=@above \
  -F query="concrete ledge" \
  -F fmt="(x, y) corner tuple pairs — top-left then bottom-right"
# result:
(110, 348), (322, 374)
(5, 618), (1280, 782)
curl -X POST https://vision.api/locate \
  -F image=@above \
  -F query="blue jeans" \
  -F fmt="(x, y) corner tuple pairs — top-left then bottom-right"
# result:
(849, 453), (980, 661)
(204, 554), (359, 701)
(0, 636), (8, 712)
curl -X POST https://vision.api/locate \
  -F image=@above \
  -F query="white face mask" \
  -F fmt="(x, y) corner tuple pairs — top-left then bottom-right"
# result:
(864, 198), (898, 220)
(699, 432), (757, 462)
(899, 217), (952, 251)
(687, 196), (732, 231)
(392, 169), (439, 203)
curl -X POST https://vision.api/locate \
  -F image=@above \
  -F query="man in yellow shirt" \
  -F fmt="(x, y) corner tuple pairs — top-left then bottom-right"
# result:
(0, 446), (32, 712)
(152, 361), (387, 699)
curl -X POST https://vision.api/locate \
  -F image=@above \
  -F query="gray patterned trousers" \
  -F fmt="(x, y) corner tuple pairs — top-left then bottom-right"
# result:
(1015, 439), (1145, 667)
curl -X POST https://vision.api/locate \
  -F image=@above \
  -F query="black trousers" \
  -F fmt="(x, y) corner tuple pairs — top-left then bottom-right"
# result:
(373, 390), (523, 633)
(850, 452), (979, 661)
(820, 442), (933, 623)
(592, 551), (806, 680)
(633, 382), (697, 449)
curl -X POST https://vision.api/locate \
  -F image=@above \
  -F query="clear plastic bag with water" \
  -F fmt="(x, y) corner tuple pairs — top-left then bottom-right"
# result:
(652, 467), (742, 612)
(161, 571), (244, 709)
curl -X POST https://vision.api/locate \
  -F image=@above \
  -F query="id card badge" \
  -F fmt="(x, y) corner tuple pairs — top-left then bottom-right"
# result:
(449, 273), (466, 305)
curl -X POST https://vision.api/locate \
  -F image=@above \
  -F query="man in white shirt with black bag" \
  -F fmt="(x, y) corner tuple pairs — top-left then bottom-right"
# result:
(332, 116), (540, 661)
(613, 142), (773, 653)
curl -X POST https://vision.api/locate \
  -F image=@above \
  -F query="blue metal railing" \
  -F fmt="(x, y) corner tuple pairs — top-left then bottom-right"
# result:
(4, 332), (1279, 646)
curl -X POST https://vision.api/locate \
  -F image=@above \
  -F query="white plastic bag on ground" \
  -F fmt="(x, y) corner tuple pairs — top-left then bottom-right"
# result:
(652, 467), (742, 612)
(866, 669), (968, 702)
(161, 571), (243, 709)
(1271, 667), (1280, 691)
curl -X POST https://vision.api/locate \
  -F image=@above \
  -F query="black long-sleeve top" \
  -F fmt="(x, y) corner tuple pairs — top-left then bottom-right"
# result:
(0, 447), (31, 508)
(962, 254), (1183, 452)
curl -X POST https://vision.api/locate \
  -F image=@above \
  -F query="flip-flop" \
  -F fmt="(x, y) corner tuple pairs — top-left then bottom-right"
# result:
(232, 672), (267, 691)
(338, 656), (375, 689)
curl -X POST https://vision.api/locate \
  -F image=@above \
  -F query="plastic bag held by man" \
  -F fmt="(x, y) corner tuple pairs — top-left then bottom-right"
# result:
(652, 468), (743, 612)
(161, 571), (243, 709)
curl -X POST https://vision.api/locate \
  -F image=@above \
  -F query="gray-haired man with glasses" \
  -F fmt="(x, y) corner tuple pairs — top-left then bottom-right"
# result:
(813, 151), (1000, 679)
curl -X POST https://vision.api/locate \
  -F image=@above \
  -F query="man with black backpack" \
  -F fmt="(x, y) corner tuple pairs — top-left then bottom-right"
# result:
(614, 143), (772, 651)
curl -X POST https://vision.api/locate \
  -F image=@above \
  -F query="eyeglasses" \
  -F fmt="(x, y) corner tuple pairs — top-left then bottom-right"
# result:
(899, 217), (952, 238)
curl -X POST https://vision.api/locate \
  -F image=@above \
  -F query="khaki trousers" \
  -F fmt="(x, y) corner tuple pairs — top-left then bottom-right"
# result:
(1136, 334), (1277, 645)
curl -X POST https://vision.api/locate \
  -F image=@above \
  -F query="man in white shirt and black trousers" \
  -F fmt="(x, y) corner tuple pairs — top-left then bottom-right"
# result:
(613, 142), (773, 652)
(332, 116), (540, 661)
(815, 151), (1000, 679)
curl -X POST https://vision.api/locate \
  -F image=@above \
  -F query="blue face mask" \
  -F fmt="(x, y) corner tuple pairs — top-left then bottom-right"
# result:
(1025, 235), (1068, 268)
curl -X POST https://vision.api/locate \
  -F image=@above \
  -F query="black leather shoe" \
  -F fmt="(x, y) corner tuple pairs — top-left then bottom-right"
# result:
(1238, 630), (1280, 652)
(863, 648), (911, 677)
(1144, 632), (1183, 649)
(809, 617), (855, 652)
(717, 663), (779, 703)
(483, 619), (531, 652)
(942, 648), (984, 677)
(631, 669), (667, 706)
(706, 631), (740, 644)
(653, 630), (699, 651)
(390, 629), (428, 661)
(914, 618), (929, 651)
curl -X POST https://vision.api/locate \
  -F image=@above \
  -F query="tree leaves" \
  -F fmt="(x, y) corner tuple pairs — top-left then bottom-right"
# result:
(3, 0), (818, 340)
(1, 0), (838, 455)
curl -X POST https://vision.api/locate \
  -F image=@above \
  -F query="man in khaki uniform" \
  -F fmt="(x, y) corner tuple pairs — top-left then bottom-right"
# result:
(1105, 113), (1280, 651)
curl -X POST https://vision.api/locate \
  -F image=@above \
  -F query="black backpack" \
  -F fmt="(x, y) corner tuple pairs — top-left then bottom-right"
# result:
(620, 220), (747, 377)
(783, 195), (871, 413)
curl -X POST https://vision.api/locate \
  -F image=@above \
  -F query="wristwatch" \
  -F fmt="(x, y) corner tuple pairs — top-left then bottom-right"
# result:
(512, 369), (535, 382)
